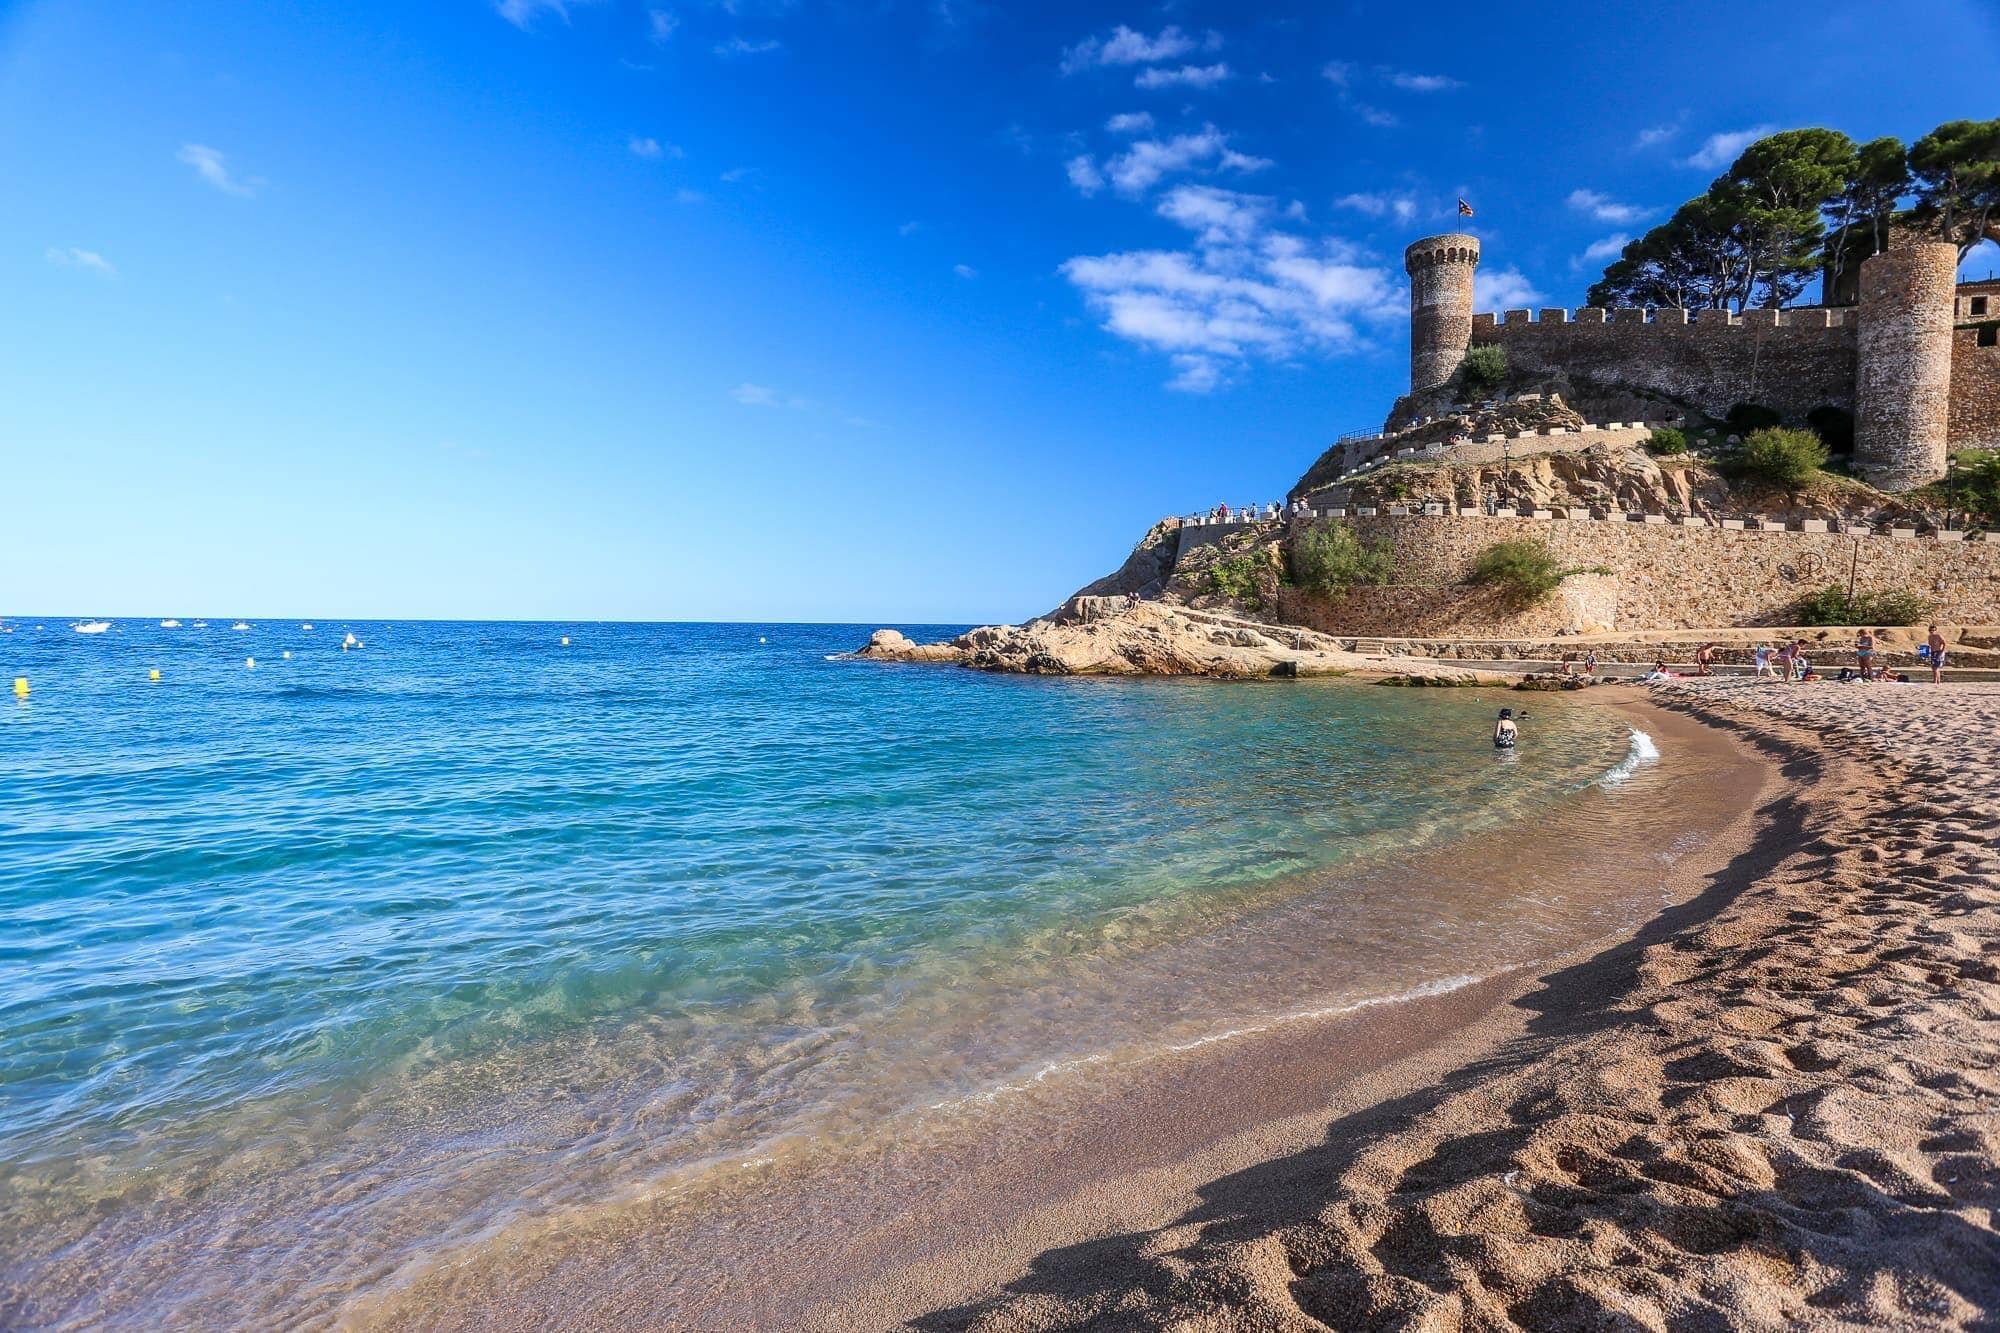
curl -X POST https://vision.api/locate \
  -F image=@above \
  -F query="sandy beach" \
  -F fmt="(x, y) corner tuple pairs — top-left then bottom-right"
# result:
(880, 679), (2000, 1331)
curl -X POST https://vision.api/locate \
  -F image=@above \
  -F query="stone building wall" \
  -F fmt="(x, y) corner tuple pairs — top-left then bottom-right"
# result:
(1951, 329), (2000, 450)
(1278, 513), (2000, 637)
(1469, 307), (1858, 423)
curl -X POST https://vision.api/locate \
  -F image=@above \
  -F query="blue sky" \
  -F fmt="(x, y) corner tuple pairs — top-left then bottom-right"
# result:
(4, 0), (1996, 622)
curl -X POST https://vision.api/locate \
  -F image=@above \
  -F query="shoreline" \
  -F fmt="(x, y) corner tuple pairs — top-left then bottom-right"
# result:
(355, 693), (1777, 1330)
(886, 681), (2000, 1330)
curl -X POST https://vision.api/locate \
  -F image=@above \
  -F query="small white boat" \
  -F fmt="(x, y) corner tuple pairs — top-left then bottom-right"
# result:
(342, 632), (360, 650)
(192, 620), (209, 628)
(73, 621), (112, 635)
(301, 623), (314, 631)
(161, 619), (182, 628)
(231, 622), (251, 632)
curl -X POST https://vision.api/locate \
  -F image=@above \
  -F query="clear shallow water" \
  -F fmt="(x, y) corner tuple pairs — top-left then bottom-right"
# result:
(1, 618), (1650, 1327)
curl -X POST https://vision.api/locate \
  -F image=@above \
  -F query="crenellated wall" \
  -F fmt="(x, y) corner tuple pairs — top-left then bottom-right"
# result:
(1470, 306), (1858, 422)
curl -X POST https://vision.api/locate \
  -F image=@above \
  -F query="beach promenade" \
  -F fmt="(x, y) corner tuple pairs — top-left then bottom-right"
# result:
(893, 680), (2000, 1330)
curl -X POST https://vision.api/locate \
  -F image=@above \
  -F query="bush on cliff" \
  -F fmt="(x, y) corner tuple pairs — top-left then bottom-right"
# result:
(1645, 427), (1688, 457)
(1468, 539), (1565, 605)
(1207, 552), (1268, 610)
(1739, 426), (1828, 488)
(1289, 524), (1397, 596)
(1795, 585), (1933, 626)
(1457, 344), (1508, 399)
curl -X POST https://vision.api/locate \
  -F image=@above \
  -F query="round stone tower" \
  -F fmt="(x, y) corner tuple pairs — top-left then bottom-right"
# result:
(1404, 233), (1481, 394)
(1855, 241), (1958, 491)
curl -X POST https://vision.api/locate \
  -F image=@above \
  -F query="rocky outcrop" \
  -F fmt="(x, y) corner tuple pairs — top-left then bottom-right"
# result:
(854, 603), (1515, 683)
(1059, 518), (1184, 608)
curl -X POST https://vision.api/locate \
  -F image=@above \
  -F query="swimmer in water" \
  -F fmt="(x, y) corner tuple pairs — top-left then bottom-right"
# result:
(1494, 707), (1520, 750)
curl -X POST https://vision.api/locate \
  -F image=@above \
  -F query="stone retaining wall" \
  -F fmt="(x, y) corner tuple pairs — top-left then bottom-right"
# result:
(1277, 513), (2000, 636)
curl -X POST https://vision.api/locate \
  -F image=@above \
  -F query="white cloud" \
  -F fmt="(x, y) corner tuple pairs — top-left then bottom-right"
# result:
(731, 382), (779, 406)
(1577, 234), (1630, 267)
(1061, 24), (1199, 74)
(898, 220), (923, 236)
(496, 0), (575, 29)
(715, 36), (780, 56)
(1157, 184), (1272, 245)
(45, 246), (115, 276)
(1566, 188), (1648, 225)
(1474, 267), (1544, 311)
(1335, 192), (1417, 223)
(1101, 125), (1262, 195)
(1683, 124), (1775, 172)
(648, 7), (677, 41)
(176, 143), (259, 197)
(1633, 123), (1677, 149)
(628, 136), (681, 159)
(1061, 202), (1399, 392)
(1352, 103), (1398, 128)
(1959, 238), (2000, 281)
(1319, 60), (1352, 86)
(675, 188), (707, 204)
(720, 166), (755, 183)
(1135, 62), (1230, 90)
(954, 263), (977, 279)
(1105, 111), (1155, 134)
(1066, 155), (1105, 196)
(1387, 71), (1460, 91)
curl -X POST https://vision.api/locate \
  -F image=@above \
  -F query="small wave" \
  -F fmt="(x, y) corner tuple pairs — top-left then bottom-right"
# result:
(1598, 727), (1660, 788)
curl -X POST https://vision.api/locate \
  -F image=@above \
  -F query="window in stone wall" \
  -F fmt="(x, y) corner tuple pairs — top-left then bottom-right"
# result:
(1980, 325), (1998, 347)
(1974, 296), (1989, 316)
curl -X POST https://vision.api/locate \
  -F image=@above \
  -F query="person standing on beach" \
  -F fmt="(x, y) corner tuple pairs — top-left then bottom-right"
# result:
(1584, 649), (1598, 677)
(1855, 629), (1876, 678)
(1695, 642), (1715, 676)
(1752, 643), (1774, 679)
(1928, 625), (1948, 683)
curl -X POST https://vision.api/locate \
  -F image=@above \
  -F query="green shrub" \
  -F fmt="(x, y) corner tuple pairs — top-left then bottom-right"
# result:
(1645, 426), (1688, 457)
(1289, 523), (1396, 595)
(1458, 344), (1508, 397)
(1468, 539), (1564, 604)
(1739, 426), (1828, 488)
(1794, 585), (1933, 626)
(1726, 402), (1783, 433)
(1207, 553), (1266, 609)
(1951, 449), (2000, 522)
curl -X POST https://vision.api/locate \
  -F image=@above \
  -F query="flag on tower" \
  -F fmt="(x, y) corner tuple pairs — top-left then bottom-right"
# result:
(1457, 198), (1475, 217)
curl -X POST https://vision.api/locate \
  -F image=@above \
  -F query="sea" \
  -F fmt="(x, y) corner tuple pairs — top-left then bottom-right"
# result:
(0, 618), (1679, 1327)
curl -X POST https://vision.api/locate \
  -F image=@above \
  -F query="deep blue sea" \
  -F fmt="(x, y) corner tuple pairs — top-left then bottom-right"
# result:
(1, 617), (1670, 1327)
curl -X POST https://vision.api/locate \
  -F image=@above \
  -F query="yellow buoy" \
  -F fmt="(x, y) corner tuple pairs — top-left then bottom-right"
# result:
(560, 636), (570, 646)
(245, 657), (256, 669)
(11, 677), (27, 697)
(149, 668), (161, 682)
(282, 650), (292, 659)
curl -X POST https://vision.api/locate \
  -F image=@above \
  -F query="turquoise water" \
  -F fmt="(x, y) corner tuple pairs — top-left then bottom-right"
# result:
(1, 618), (1647, 1326)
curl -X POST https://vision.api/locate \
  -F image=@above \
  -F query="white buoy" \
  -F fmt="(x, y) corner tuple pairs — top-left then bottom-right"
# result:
(282, 650), (292, 659)
(245, 657), (256, 669)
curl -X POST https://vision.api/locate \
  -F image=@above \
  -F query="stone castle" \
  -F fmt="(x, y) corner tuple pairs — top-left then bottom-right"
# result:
(1404, 232), (2000, 492)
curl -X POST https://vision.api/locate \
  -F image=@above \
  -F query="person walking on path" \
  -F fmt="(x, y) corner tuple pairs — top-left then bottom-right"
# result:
(1928, 625), (1948, 683)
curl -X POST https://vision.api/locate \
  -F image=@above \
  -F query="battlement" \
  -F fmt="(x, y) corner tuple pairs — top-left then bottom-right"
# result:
(1471, 306), (1854, 332)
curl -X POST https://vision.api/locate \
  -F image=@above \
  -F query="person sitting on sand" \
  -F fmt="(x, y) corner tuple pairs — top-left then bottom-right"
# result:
(1493, 707), (1519, 749)
(1855, 629), (1876, 678)
(1559, 652), (1577, 677)
(1927, 624), (1947, 683)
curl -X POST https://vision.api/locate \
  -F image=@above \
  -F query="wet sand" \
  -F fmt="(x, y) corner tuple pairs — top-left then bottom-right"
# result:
(354, 697), (1778, 1330)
